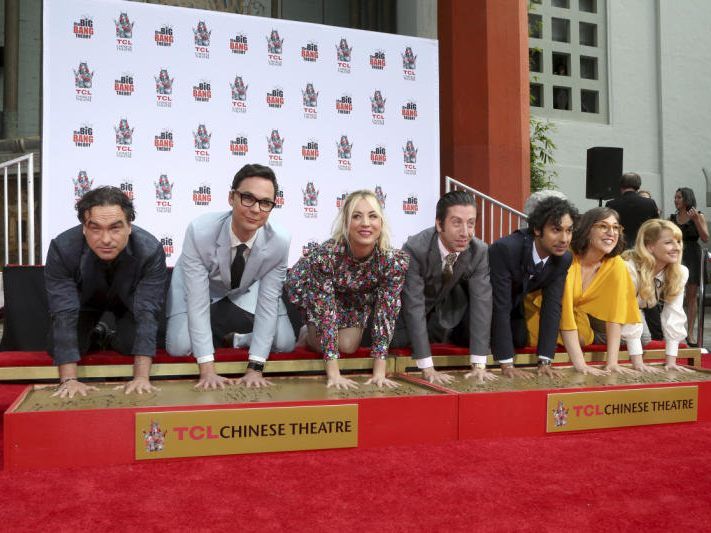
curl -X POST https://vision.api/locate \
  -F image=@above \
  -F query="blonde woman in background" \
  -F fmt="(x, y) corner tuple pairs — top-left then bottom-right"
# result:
(621, 219), (691, 372)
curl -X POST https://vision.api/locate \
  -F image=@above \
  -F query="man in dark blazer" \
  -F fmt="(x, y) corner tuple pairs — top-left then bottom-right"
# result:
(488, 196), (578, 378)
(392, 190), (494, 384)
(605, 172), (659, 249)
(45, 186), (167, 398)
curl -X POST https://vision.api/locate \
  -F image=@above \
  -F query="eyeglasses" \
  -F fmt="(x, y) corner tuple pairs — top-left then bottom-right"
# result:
(233, 190), (276, 212)
(592, 222), (623, 235)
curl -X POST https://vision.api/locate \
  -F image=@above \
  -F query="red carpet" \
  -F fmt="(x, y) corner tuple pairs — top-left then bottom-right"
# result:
(1, 358), (711, 531)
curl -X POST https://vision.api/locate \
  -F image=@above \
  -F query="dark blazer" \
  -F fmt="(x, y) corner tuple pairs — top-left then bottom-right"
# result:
(399, 227), (491, 358)
(488, 229), (572, 361)
(44, 224), (167, 364)
(606, 191), (659, 248)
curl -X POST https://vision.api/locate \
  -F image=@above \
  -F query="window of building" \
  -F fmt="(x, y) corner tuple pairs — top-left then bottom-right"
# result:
(581, 89), (598, 113)
(579, 21), (597, 46)
(553, 86), (571, 110)
(529, 14), (543, 38)
(529, 49), (543, 72)
(552, 52), (570, 76)
(531, 83), (544, 107)
(580, 55), (598, 79)
(551, 18), (570, 42)
(579, 0), (597, 13)
(528, 0), (608, 123)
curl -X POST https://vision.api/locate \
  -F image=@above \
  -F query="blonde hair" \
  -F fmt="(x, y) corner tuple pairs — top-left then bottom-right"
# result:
(621, 219), (684, 306)
(331, 189), (391, 251)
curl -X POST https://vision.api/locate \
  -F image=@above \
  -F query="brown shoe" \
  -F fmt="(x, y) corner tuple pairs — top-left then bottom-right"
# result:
(222, 332), (236, 348)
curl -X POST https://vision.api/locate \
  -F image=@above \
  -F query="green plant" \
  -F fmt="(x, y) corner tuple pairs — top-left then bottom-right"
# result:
(530, 116), (558, 192)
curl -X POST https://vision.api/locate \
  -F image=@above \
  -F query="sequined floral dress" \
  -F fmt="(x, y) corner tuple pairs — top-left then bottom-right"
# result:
(286, 239), (409, 360)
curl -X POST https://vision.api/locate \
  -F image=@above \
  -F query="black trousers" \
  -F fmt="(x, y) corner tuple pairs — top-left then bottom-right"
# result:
(47, 308), (138, 363)
(208, 297), (255, 348)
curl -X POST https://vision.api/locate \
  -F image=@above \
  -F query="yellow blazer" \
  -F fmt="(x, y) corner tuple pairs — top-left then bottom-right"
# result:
(558, 255), (641, 345)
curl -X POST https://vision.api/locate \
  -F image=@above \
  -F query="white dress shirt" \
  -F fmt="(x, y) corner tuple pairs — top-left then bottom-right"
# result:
(621, 260), (688, 357)
(230, 227), (259, 261)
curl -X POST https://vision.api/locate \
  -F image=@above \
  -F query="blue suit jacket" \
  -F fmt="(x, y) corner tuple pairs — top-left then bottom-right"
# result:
(488, 229), (572, 360)
(166, 211), (290, 359)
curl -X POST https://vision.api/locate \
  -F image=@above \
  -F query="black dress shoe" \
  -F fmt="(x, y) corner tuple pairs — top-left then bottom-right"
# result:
(686, 337), (698, 348)
(92, 321), (116, 350)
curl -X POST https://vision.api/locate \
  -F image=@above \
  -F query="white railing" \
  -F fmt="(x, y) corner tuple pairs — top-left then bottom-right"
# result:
(445, 176), (527, 244)
(2, 153), (36, 265)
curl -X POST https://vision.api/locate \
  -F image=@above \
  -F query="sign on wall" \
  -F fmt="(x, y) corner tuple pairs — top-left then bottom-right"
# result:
(42, 0), (440, 265)
(547, 386), (698, 432)
(135, 404), (358, 459)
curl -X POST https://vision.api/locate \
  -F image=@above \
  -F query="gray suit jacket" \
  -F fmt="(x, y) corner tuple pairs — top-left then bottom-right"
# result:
(166, 211), (290, 359)
(400, 227), (491, 358)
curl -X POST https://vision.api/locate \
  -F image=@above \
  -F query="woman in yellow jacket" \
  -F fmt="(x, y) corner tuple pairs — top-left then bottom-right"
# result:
(559, 207), (642, 375)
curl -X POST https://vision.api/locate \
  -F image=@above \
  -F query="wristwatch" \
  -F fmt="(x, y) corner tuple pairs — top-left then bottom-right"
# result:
(247, 360), (265, 373)
(472, 363), (487, 370)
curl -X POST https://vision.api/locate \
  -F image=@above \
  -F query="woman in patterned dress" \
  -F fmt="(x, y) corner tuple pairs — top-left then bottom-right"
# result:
(285, 190), (409, 389)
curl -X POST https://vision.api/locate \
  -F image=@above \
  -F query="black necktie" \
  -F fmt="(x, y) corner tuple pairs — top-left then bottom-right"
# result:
(528, 260), (545, 278)
(231, 244), (248, 289)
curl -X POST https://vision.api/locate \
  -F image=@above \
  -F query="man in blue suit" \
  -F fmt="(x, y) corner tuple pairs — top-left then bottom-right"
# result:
(488, 196), (578, 378)
(166, 164), (295, 389)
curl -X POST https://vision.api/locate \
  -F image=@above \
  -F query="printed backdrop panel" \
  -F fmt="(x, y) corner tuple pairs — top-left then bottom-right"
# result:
(43, 0), (439, 265)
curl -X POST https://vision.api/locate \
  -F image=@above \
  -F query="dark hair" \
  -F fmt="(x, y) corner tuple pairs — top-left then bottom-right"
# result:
(435, 190), (476, 224)
(619, 172), (641, 191)
(676, 187), (697, 210)
(231, 163), (278, 199)
(527, 196), (579, 235)
(570, 207), (625, 257)
(76, 186), (135, 224)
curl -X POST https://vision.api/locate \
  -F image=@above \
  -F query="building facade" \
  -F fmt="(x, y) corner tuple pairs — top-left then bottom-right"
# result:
(529, 0), (711, 217)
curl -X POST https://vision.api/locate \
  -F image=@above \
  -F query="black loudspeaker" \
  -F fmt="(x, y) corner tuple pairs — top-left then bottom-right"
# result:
(586, 147), (623, 201)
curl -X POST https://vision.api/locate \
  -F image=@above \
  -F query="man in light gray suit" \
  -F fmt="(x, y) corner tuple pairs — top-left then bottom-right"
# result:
(391, 190), (495, 384)
(166, 164), (295, 389)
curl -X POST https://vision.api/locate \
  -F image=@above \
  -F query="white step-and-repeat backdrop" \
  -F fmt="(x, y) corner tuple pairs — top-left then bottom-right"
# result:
(42, 0), (439, 265)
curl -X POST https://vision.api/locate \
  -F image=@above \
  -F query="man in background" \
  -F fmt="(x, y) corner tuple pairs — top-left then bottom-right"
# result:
(606, 172), (659, 249)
